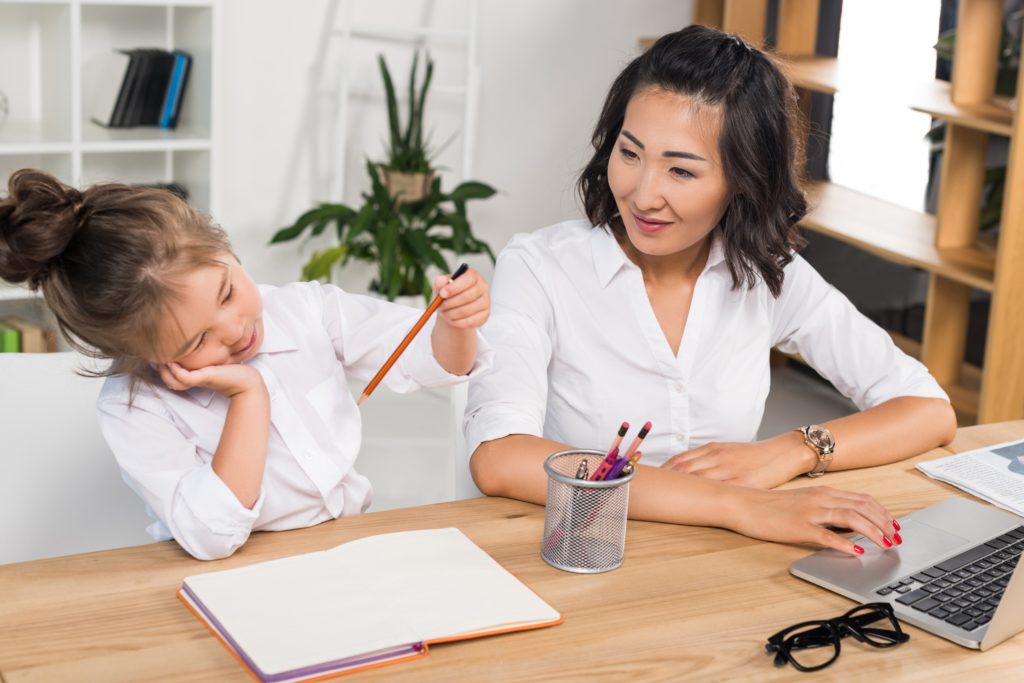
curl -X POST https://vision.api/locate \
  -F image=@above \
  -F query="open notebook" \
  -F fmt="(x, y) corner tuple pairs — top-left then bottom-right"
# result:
(178, 527), (562, 682)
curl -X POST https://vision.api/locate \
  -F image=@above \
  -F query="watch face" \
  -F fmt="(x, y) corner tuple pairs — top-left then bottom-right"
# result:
(807, 425), (835, 450)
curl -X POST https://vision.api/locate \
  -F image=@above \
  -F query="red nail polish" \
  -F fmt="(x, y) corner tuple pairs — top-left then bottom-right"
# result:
(894, 533), (902, 545)
(853, 545), (865, 554)
(893, 520), (901, 531)
(882, 536), (893, 548)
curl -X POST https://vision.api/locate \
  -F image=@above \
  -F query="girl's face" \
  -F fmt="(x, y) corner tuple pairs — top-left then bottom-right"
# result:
(154, 253), (264, 371)
(607, 87), (731, 260)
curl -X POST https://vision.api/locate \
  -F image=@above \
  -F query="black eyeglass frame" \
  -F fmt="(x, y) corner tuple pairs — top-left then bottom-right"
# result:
(765, 602), (910, 672)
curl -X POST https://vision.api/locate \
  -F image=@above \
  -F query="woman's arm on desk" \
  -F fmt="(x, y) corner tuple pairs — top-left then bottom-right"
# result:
(663, 396), (956, 489)
(471, 434), (900, 554)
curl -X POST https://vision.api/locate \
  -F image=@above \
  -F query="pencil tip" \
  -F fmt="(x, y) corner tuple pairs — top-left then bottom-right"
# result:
(357, 395), (366, 406)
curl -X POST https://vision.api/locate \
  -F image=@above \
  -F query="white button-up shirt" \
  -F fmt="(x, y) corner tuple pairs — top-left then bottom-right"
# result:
(464, 220), (947, 465)
(98, 281), (491, 560)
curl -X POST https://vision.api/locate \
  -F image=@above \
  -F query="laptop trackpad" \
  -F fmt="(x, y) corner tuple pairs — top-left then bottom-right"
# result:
(794, 518), (973, 592)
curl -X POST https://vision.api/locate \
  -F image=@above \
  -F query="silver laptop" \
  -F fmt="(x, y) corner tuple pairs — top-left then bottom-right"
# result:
(791, 497), (1024, 650)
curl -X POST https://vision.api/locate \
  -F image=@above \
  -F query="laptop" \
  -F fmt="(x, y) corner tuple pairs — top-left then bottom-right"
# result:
(791, 496), (1024, 650)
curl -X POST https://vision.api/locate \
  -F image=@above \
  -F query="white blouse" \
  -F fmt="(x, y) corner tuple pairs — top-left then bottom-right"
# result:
(464, 220), (948, 465)
(98, 281), (491, 560)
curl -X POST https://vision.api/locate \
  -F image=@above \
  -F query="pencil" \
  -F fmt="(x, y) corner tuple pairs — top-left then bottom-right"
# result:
(606, 421), (629, 456)
(357, 263), (469, 406)
(622, 421), (652, 460)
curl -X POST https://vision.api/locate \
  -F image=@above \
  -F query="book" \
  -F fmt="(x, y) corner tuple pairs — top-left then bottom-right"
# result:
(918, 439), (1024, 518)
(160, 51), (192, 129)
(137, 50), (176, 126)
(0, 322), (20, 352)
(88, 50), (134, 127)
(0, 317), (48, 352)
(91, 48), (190, 129)
(178, 527), (562, 682)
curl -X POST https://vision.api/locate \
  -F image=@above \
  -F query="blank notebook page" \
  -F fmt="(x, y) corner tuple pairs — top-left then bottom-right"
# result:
(182, 527), (560, 676)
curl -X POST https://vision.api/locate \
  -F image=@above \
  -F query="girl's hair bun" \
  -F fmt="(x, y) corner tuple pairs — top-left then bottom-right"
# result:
(0, 168), (88, 288)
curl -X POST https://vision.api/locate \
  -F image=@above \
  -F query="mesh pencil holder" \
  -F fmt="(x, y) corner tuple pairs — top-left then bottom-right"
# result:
(541, 449), (636, 574)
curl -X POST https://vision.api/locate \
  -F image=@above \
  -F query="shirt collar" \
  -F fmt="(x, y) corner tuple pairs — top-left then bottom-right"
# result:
(590, 224), (728, 288)
(184, 304), (299, 407)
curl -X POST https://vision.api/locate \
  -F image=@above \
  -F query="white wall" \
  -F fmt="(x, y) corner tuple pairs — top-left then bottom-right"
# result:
(217, 0), (692, 289)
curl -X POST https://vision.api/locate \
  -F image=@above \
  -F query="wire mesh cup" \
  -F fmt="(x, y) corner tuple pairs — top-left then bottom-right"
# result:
(541, 449), (636, 573)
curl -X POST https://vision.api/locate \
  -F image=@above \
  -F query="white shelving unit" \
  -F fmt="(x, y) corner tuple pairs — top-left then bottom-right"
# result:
(0, 0), (220, 310)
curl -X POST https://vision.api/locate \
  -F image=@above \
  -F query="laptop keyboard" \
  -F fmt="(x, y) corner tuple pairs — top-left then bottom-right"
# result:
(876, 526), (1024, 633)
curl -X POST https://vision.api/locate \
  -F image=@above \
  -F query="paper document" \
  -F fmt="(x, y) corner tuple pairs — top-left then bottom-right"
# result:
(917, 439), (1024, 517)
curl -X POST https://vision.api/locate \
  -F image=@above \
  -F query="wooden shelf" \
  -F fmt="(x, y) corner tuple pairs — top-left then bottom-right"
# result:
(0, 283), (41, 302)
(888, 332), (980, 424)
(910, 80), (1015, 138)
(774, 331), (980, 424)
(779, 56), (840, 95)
(801, 181), (995, 292)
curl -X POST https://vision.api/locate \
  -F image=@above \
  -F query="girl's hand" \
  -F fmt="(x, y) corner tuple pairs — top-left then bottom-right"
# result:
(433, 267), (489, 330)
(158, 361), (266, 399)
(662, 434), (814, 489)
(730, 486), (901, 554)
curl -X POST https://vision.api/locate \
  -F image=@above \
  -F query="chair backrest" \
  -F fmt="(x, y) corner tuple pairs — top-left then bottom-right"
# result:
(0, 353), (151, 564)
(451, 382), (483, 499)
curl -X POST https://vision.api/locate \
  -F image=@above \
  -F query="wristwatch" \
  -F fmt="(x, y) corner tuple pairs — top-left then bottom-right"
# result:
(797, 424), (835, 477)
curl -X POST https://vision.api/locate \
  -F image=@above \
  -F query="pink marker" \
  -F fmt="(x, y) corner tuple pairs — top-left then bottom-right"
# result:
(590, 447), (620, 481)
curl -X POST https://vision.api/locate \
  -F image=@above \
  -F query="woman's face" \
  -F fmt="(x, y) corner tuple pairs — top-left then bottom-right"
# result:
(153, 253), (265, 371)
(607, 87), (731, 259)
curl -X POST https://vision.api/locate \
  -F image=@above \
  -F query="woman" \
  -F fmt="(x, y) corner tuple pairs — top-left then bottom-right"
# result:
(464, 25), (956, 555)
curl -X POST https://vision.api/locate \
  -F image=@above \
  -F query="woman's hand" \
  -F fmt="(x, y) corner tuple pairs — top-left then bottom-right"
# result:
(662, 432), (815, 489)
(729, 485), (901, 554)
(434, 267), (489, 330)
(158, 361), (266, 399)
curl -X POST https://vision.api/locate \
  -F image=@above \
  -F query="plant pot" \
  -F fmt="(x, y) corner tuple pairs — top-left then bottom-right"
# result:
(379, 167), (433, 203)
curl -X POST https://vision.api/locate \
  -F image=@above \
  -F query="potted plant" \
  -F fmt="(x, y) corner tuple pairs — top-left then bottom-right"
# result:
(270, 52), (496, 302)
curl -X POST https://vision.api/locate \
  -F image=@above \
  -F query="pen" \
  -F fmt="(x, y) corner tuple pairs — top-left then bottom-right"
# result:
(605, 451), (638, 480)
(574, 459), (589, 480)
(357, 263), (469, 406)
(619, 451), (644, 477)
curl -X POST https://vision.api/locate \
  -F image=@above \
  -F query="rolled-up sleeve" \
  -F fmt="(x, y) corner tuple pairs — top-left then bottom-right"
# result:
(771, 255), (949, 410)
(97, 388), (263, 560)
(464, 240), (555, 459)
(314, 281), (492, 391)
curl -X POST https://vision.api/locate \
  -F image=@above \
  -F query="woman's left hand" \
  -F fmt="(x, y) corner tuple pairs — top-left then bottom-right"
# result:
(433, 267), (489, 330)
(661, 434), (815, 489)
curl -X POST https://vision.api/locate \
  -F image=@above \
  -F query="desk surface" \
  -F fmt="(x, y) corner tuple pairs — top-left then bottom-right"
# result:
(3, 421), (1024, 682)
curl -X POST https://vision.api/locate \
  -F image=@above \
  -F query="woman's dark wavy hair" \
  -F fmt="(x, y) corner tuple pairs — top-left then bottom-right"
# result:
(577, 24), (807, 297)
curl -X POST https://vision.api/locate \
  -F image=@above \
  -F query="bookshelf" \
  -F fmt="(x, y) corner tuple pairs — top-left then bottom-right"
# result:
(0, 0), (219, 337)
(643, 0), (1024, 424)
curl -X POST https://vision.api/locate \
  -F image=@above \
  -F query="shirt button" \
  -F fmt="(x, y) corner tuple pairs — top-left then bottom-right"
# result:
(674, 383), (684, 392)
(675, 433), (685, 441)
(304, 449), (315, 459)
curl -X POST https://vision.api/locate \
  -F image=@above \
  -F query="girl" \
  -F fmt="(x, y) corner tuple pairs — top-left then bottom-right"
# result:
(465, 25), (956, 555)
(0, 169), (491, 560)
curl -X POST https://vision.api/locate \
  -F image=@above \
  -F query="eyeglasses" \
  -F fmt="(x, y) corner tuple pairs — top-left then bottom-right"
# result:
(765, 602), (909, 672)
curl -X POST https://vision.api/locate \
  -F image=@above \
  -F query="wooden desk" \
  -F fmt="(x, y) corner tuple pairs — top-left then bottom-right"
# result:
(3, 421), (1024, 682)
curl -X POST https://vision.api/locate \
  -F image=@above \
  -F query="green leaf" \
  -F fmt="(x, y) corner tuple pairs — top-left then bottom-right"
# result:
(448, 181), (497, 202)
(401, 229), (450, 272)
(301, 245), (348, 281)
(378, 55), (402, 163)
(270, 203), (355, 244)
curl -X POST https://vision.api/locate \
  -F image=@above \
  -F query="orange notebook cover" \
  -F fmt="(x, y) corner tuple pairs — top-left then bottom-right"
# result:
(179, 528), (562, 682)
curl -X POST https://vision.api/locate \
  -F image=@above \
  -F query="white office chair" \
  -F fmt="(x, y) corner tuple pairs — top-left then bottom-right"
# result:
(0, 352), (152, 564)
(451, 383), (483, 499)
